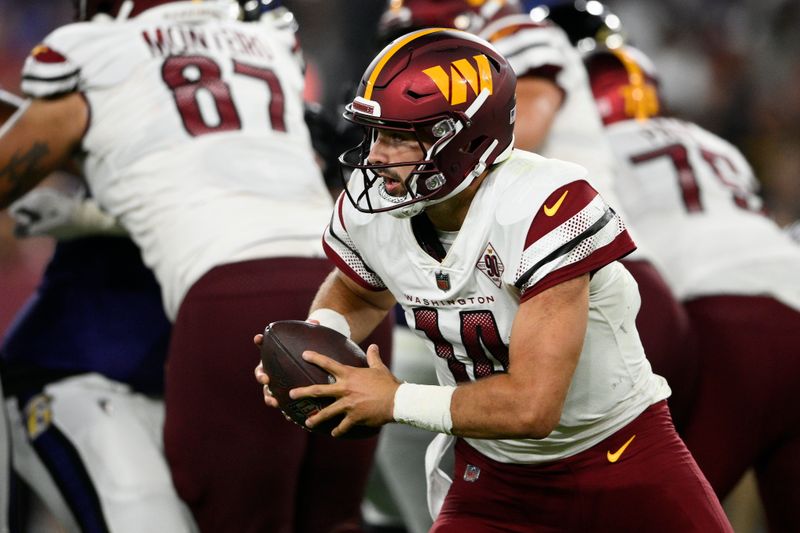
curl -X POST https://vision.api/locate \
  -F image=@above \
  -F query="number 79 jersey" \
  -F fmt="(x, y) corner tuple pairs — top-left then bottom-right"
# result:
(21, 2), (332, 319)
(324, 150), (671, 464)
(606, 117), (800, 310)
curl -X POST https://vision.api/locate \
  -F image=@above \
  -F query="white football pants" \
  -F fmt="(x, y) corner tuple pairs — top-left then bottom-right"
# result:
(6, 373), (196, 533)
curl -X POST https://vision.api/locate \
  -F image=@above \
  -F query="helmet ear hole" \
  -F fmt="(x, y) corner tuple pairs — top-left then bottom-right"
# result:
(465, 135), (489, 154)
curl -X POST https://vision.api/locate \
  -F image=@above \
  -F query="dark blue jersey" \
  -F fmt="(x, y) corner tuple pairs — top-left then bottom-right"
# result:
(1, 237), (170, 395)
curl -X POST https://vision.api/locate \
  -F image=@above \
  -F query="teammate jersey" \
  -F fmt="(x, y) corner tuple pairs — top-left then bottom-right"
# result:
(21, 2), (332, 319)
(605, 117), (800, 311)
(479, 21), (617, 201)
(324, 150), (670, 463)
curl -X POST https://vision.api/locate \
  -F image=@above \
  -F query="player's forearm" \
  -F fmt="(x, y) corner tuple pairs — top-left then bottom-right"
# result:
(390, 372), (566, 439)
(0, 100), (42, 208)
(0, 96), (87, 208)
(449, 373), (565, 439)
(0, 140), (52, 208)
(309, 270), (395, 343)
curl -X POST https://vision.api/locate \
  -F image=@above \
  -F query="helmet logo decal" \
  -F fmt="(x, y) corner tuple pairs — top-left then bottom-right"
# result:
(612, 48), (659, 121)
(423, 54), (493, 105)
(25, 394), (53, 440)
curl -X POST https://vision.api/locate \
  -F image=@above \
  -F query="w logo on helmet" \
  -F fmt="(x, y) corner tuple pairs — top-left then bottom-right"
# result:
(423, 54), (493, 105)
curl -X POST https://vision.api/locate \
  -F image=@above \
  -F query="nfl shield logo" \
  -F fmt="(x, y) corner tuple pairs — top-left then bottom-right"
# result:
(463, 464), (481, 482)
(435, 271), (450, 291)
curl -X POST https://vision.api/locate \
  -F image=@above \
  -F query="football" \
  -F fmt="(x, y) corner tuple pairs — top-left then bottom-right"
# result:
(260, 320), (379, 439)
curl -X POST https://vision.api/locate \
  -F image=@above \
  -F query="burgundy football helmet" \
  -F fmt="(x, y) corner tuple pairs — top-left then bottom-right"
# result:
(378, 0), (523, 44)
(583, 45), (662, 126)
(340, 28), (517, 218)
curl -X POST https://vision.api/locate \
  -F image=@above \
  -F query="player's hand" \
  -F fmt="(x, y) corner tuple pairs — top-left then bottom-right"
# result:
(291, 344), (400, 437)
(253, 335), (280, 409)
(9, 185), (123, 240)
(10, 186), (83, 238)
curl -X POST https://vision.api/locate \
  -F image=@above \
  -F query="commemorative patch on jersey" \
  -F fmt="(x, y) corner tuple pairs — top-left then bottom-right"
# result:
(24, 394), (53, 440)
(476, 242), (505, 288)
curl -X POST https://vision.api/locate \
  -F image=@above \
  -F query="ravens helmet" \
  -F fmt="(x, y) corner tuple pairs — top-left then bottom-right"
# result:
(528, 0), (624, 52)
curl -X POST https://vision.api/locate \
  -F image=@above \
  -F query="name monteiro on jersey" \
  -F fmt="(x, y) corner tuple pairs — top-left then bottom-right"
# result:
(141, 26), (273, 59)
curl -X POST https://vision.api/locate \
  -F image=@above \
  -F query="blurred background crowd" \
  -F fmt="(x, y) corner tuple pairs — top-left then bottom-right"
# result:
(1, 0), (799, 338)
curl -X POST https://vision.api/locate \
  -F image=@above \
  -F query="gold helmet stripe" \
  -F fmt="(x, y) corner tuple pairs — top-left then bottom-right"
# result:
(611, 47), (659, 121)
(364, 27), (447, 100)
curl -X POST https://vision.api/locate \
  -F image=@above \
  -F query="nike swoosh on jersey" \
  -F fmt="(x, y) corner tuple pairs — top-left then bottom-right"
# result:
(607, 434), (636, 463)
(543, 190), (569, 216)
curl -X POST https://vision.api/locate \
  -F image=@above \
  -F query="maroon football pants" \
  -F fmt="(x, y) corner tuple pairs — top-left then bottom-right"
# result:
(163, 257), (393, 533)
(621, 259), (696, 429)
(680, 295), (800, 533)
(433, 401), (732, 533)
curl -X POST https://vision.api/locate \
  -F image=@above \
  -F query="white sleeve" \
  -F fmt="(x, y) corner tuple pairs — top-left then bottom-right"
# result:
(321, 193), (387, 291)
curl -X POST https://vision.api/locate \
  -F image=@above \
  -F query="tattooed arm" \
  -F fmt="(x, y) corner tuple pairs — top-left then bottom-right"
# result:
(0, 93), (88, 209)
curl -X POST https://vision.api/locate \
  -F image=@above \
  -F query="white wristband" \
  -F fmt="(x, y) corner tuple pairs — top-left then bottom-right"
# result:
(393, 383), (455, 434)
(307, 308), (351, 339)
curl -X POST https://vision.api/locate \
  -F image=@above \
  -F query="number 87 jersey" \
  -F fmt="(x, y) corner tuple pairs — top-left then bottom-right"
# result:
(21, 2), (332, 320)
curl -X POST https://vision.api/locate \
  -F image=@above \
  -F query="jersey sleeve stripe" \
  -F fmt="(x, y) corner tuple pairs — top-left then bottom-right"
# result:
(519, 228), (635, 302)
(514, 178), (637, 299)
(322, 210), (386, 291)
(322, 231), (387, 292)
(504, 47), (564, 79)
(21, 77), (80, 98)
(22, 68), (80, 83)
(21, 45), (81, 97)
(515, 205), (615, 290)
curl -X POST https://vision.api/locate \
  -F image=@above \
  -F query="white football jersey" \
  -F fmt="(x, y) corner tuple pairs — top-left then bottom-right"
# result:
(605, 117), (800, 311)
(479, 18), (629, 223)
(324, 150), (670, 463)
(21, 2), (332, 319)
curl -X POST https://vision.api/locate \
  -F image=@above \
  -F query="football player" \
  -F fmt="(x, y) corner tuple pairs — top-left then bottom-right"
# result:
(256, 29), (732, 532)
(378, 0), (696, 426)
(1, 83), (190, 533)
(361, 2), (696, 530)
(2, 178), (191, 533)
(584, 43), (800, 533)
(0, 1), (391, 531)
